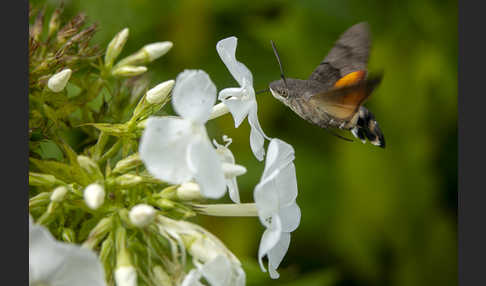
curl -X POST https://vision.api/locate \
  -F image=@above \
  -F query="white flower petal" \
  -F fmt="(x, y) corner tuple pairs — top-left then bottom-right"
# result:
(173, 70), (217, 124)
(216, 37), (253, 87)
(278, 203), (301, 232)
(226, 177), (240, 203)
(187, 139), (226, 199)
(248, 107), (267, 161)
(263, 138), (295, 179)
(201, 255), (231, 286)
(254, 170), (280, 217)
(181, 269), (204, 286)
(274, 163), (298, 207)
(267, 232), (291, 279)
(30, 224), (65, 283)
(29, 223), (106, 286)
(257, 217), (282, 272)
(219, 89), (254, 127)
(139, 117), (195, 184)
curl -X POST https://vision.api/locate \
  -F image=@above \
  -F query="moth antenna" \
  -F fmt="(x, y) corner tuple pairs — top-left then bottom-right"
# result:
(255, 88), (269, 95)
(270, 40), (288, 89)
(325, 129), (354, 142)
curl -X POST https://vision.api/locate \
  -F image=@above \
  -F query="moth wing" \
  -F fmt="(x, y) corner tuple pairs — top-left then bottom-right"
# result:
(309, 22), (371, 87)
(308, 73), (382, 120)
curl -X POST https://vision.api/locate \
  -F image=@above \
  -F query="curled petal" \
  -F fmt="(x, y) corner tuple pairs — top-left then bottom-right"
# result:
(139, 117), (194, 184)
(219, 88), (254, 127)
(226, 176), (240, 203)
(201, 255), (231, 286)
(187, 138), (226, 199)
(263, 138), (295, 179)
(257, 216), (282, 272)
(173, 70), (217, 124)
(267, 232), (291, 279)
(254, 170), (280, 216)
(216, 36), (253, 87)
(279, 203), (301, 232)
(274, 164), (298, 207)
(248, 107), (268, 161)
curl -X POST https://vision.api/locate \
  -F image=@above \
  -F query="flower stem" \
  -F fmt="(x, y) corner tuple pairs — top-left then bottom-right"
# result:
(192, 203), (258, 217)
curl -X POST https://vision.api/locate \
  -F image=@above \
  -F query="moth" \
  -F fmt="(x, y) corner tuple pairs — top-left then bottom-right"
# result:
(268, 22), (386, 148)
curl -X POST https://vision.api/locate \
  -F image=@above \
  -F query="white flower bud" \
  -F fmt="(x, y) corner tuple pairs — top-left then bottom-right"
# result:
(146, 80), (174, 104)
(129, 204), (156, 228)
(115, 265), (137, 286)
(105, 28), (129, 67)
(47, 69), (72, 92)
(176, 182), (203, 201)
(83, 183), (105, 210)
(50, 186), (68, 202)
(222, 162), (247, 178)
(112, 65), (147, 77)
(77, 155), (103, 181)
(143, 42), (173, 61)
(209, 102), (230, 120)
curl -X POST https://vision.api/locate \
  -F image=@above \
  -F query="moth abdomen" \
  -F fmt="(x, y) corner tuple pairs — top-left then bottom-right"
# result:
(352, 106), (385, 148)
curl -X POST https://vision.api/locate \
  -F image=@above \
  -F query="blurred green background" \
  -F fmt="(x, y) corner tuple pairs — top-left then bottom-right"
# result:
(38, 0), (457, 285)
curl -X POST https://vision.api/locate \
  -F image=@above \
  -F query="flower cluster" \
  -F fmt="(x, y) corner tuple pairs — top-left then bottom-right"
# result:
(140, 36), (301, 280)
(29, 5), (301, 285)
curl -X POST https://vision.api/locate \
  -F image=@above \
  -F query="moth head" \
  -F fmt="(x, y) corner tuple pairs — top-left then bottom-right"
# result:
(269, 40), (290, 102)
(269, 79), (290, 102)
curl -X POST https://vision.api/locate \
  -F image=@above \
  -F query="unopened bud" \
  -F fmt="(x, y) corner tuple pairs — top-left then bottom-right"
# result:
(222, 162), (247, 178)
(48, 7), (62, 38)
(129, 204), (156, 228)
(29, 172), (63, 187)
(116, 41), (173, 67)
(146, 80), (174, 104)
(209, 102), (230, 120)
(77, 155), (103, 181)
(105, 28), (129, 68)
(144, 42), (173, 61)
(176, 182), (203, 201)
(50, 186), (68, 202)
(62, 228), (76, 243)
(114, 174), (143, 188)
(115, 266), (137, 286)
(47, 69), (72, 92)
(83, 183), (105, 210)
(112, 153), (142, 174)
(112, 65), (147, 77)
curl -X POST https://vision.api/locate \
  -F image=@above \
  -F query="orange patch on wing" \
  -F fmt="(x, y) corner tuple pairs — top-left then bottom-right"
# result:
(334, 70), (366, 88)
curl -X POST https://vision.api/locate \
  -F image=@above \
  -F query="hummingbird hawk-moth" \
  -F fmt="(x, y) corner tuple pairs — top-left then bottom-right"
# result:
(268, 22), (386, 148)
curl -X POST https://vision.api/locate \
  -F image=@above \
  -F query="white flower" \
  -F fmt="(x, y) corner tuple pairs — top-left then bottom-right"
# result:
(157, 216), (245, 286)
(84, 183), (105, 210)
(216, 36), (269, 161)
(29, 215), (106, 286)
(114, 265), (137, 286)
(213, 136), (246, 203)
(146, 80), (175, 104)
(139, 70), (226, 199)
(254, 138), (301, 279)
(47, 69), (72, 92)
(129, 204), (156, 228)
(181, 255), (245, 286)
